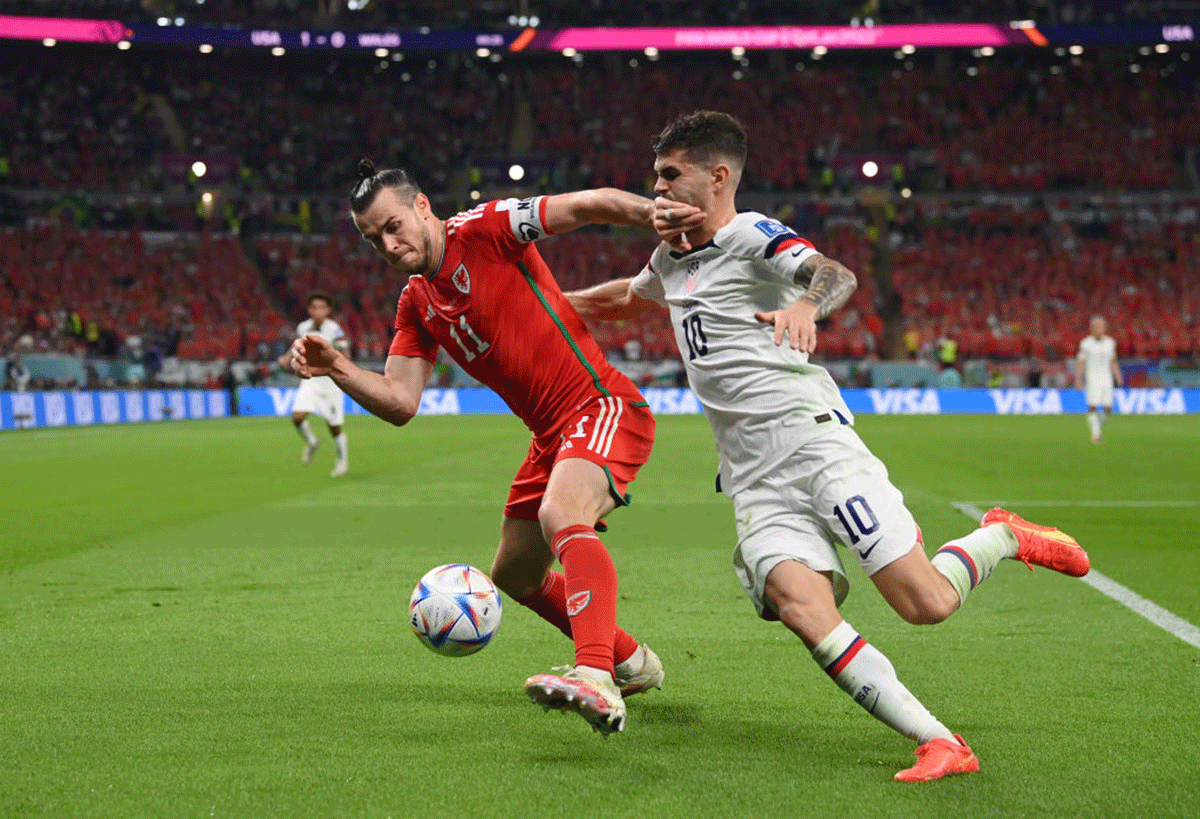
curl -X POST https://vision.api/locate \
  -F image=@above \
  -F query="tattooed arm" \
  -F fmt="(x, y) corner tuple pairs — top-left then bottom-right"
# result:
(752, 253), (858, 353)
(795, 253), (859, 321)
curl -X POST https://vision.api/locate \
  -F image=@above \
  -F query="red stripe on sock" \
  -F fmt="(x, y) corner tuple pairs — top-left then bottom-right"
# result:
(938, 545), (979, 588)
(825, 636), (867, 678)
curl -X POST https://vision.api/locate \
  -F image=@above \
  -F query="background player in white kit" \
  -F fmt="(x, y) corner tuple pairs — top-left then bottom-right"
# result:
(568, 111), (1091, 782)
(1074, 315), (1122, 443)
(277, 292), (350, 476)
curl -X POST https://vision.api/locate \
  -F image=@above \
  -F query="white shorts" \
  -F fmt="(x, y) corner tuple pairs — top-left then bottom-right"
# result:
(293, 375), (345, 425)
(1085, 381), (1114, 409)
(731, 424), (918, 620)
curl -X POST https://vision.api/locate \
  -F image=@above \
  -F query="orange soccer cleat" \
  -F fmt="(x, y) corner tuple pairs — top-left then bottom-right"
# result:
(894, 734), (980, 783)
(982, 507), (1091, 578)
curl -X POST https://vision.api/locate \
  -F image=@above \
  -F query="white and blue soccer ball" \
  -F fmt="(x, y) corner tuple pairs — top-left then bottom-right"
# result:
(408, 564), (502, 657)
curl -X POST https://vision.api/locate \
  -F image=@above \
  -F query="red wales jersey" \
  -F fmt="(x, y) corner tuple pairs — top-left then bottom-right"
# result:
(389, 197), (645, 440)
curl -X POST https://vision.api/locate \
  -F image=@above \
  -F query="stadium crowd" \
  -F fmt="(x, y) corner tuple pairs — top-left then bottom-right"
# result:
(2, 34), (1199, 387)
(5, 195), (1197, 383)
(3, 47), (1196, 196)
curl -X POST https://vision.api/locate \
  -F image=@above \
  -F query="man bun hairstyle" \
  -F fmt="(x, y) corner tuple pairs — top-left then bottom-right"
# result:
(307, 290), (332, 306)
(350, 158), (422, 214)
(653, 110), (748, 170)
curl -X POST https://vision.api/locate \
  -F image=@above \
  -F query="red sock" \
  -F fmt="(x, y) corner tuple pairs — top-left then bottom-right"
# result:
(514, 570), (639, 665)
(551, 524), (619, 676)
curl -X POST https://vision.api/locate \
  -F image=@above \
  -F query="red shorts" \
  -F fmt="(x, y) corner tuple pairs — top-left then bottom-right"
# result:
(504, 395), (655, 521)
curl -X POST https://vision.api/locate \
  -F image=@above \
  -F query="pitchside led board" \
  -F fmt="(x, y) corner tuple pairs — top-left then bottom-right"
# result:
(3, 388), (1198, 430)
(0, 389), (230, 430)
(232, 387), (1200, 420)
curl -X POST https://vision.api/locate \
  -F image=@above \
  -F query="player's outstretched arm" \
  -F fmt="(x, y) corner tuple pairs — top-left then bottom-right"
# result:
(754, 253), (858, 352)
(333, 354), (433, 427)
(566, 278), (659, 322)
(541, 189), (656, 234)
(289, 333), (431, 426)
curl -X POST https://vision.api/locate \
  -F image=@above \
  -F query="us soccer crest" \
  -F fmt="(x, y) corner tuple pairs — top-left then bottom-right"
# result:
(452, 263), (471, 294)
(685, 259), (701, 294)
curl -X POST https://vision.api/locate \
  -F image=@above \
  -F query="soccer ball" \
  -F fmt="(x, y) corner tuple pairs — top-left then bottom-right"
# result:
(408, 564), (502, 657)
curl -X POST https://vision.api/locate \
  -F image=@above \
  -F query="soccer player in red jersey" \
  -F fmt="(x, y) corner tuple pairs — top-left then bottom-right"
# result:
(288, 161), (662, 736)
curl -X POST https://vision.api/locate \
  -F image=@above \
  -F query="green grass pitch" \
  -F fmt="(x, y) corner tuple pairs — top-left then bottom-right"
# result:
(2, 412), (1198, 818)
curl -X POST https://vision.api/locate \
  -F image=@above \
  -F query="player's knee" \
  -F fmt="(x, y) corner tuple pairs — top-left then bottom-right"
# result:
(489, 556), (539, 600)
(536, 501), (581, 544)
(773, 597), (840, 648)
(894, 588), (958, 625)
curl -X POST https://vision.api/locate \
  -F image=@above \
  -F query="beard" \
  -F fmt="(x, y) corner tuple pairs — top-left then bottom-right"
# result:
(390, 223), (434, 276)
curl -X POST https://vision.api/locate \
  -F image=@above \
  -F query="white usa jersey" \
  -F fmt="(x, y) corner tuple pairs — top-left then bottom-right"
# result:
(632, 211), (854, 495)
(1077, 334), (1117, 385)
(297, 317), (346, 346)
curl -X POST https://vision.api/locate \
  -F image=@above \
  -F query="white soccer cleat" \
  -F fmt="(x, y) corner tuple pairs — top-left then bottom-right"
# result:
(524, 667), (627, 737)
(302, 441), (319, 466)
(614, 644), (665, 698)
(329, 460), (348, 477)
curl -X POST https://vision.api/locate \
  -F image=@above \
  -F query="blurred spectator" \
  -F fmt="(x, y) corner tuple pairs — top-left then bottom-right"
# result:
(5, 353), (31, 391)
(937, 362), (963, 389)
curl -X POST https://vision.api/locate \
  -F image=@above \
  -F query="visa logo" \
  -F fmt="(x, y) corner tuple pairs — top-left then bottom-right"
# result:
(989, 389), (1063, 415)
(1113, 388), (1185, 415)
(867, 389), (940, 414)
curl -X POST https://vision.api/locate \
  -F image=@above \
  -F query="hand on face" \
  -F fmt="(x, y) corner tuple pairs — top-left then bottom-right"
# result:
(653, 196), (706, 250)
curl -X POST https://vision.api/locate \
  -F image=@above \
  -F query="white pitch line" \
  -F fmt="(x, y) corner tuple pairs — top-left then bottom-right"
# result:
(975, 500), (1199, 509)
(953, 502), (1200, 650)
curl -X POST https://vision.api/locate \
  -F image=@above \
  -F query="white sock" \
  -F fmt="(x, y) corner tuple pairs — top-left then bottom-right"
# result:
(1087, 411), (1101, 440)
(333, 431), (348, 462)
(811, 621), (954, 744)
(930, 524), (1018, 605)
(575, 664), (616, 686)
(296, 419), (318, 446)
(615, 645), (646, 677)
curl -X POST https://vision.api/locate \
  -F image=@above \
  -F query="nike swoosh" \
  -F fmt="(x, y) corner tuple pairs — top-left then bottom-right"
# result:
(857, 539), (881, 560)
(791, 248), (808, 257)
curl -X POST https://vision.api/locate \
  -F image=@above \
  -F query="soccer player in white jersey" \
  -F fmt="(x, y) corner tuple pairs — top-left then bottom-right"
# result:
(1074, 315), (1122, 443)
(277, 292), (350, 476)
(567, 111), (1092, 782)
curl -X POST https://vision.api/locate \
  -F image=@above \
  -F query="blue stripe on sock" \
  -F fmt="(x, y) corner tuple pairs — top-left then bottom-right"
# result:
(938, 546), (978, 588)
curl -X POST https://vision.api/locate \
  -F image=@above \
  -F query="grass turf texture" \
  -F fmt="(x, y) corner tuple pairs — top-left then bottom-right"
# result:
(2, 413), (1198, 818)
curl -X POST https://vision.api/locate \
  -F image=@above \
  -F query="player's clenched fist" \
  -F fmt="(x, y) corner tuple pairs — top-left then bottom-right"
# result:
(289, 333), (339, 378)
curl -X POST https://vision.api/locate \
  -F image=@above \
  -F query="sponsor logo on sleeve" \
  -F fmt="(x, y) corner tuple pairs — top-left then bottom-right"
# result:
(754, 218), (789, 238)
